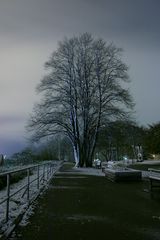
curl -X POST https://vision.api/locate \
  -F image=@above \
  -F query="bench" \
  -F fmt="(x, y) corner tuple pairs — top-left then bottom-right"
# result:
(148, 168), (160, 192)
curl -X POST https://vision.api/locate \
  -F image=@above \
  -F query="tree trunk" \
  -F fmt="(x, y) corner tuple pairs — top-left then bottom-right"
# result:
(73, 143), (80, 167)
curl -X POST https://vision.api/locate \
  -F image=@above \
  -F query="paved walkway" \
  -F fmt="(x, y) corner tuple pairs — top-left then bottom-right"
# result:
(9, 166), (160, 240)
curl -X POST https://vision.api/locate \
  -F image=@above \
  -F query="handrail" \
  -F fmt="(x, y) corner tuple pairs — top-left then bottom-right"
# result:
(148, 168), (160, 173)
(0, 161), (59, 223)
(0, 161), (52, 177)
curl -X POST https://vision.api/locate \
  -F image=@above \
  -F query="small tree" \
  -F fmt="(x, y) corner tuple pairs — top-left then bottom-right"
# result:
(96, 121), (146, 161)
(145, 122), (160, 156)
(28, 33), (134, 167)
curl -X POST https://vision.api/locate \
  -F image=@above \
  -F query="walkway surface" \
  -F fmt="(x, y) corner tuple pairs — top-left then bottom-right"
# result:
(9, 164), (160, 240)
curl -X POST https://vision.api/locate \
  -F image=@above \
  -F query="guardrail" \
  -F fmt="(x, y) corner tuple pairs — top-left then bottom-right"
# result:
(0, 161), (58, 223)
(148, 168), (160, 173)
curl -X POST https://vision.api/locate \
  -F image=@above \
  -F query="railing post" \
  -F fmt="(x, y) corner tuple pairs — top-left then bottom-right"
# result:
(27, 169), (30, 202)
(47, 163), (49, 180)
(37, 165), (39, 189)
(50, 163), (52, 177)
(52, 164), (54, 175)
(6, 173), (10, 222)
(43, 164), (45, 183)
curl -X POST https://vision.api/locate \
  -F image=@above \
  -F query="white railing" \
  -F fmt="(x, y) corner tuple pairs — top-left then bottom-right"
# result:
(148, 168), (160, 177)
(0, 161), (59, 223)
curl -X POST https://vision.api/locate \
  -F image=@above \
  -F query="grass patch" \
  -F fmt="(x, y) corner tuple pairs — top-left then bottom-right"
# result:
(59, 162), (74, 171)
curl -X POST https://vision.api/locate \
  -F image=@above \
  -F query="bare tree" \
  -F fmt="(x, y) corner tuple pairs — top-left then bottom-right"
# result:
(28, 33), (134, 167)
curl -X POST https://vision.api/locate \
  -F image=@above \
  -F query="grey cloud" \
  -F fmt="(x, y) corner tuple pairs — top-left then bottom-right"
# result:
(0, 115), (26, 125)
(0, 136), (26, 156)
(0, 0), (159, 46)
(0, 0), (160, 155)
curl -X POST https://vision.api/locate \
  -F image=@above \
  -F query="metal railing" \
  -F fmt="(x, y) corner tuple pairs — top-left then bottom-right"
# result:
(0, 161), (58, 223)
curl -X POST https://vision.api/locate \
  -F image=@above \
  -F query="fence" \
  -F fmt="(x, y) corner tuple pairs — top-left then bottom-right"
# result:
(0, 161), (59, 224)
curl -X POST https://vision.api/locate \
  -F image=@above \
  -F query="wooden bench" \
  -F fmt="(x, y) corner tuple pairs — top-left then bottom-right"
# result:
(148, 168), (160, 192)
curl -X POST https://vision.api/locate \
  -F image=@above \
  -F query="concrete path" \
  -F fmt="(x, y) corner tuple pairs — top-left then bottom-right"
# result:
(8, 166), (160, 240)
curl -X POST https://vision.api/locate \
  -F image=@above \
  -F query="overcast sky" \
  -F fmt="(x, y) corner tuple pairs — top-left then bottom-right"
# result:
(0, 0), (160, 156)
